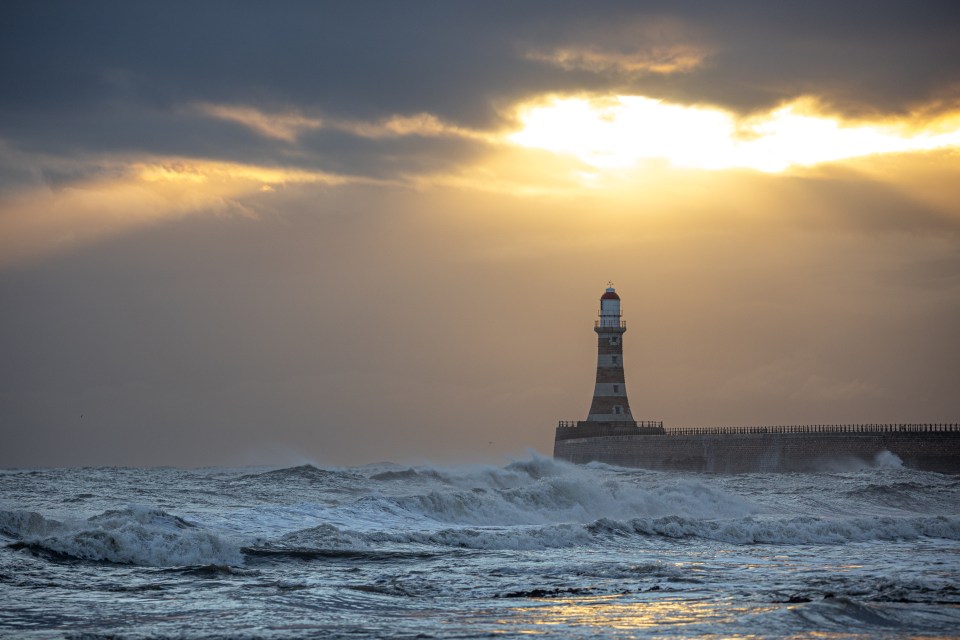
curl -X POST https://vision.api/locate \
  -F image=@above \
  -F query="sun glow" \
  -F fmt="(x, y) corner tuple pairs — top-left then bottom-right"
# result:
(509, 96), (960, 172)
(0, 157), (388, 267)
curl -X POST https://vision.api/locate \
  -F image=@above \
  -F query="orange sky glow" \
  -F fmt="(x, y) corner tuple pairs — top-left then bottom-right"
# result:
(2, 4), (959, 466)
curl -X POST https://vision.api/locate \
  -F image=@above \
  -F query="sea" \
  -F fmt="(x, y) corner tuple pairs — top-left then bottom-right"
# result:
(1, 455), (958, 639)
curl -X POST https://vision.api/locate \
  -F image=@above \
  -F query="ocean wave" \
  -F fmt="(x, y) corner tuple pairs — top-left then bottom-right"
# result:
(370, 468), (423, 482)
(2, 506), (242, 566)
(237, 464), (365, 485)
(375, 468), (760, 527)
(617, 514), (960, 544)
(366, 523), (592, 550)
(791, 596), (907, 630)
(263, 511), (960, 555)
(367, 455), (575, 492)
(0, 509), (63, 539)
(273, 523), (371, 550)
(842, 480), (952, 513)
(219, 457), (764, 539)
(244, 547), (438, 562)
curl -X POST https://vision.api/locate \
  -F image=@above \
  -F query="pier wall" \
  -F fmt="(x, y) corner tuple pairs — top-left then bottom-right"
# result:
(553, 430), (960, 473)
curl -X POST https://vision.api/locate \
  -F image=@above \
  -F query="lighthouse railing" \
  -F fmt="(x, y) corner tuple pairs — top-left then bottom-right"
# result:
(557, 420), (663, 429)
(595, 320), (627, 328)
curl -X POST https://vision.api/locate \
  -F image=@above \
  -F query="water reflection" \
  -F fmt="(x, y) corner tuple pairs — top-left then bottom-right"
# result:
(496, 593), (778, 634)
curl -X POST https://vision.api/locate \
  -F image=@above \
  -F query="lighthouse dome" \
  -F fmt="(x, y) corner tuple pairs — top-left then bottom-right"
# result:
(601, 287), (620, 301)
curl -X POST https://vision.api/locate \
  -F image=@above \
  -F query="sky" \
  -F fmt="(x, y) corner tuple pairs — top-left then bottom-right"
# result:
(1, 1), (959, 468)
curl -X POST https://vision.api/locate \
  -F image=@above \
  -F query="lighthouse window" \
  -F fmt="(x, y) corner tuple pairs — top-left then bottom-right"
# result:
(609, 337), (619, 346)
(614, 406), (622, 415)
(613, 385), (620, 393)
(611, 355), (618, 364)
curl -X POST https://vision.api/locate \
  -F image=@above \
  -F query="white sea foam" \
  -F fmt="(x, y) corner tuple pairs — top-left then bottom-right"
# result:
(244, 455), (960, 551)
(873, 450), (904, 469)
(367, 457), (760, 528)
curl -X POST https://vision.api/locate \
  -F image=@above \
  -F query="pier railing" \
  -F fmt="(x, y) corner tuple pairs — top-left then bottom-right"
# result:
(556, 422), (960, 435)
(663, 423), (960, 436)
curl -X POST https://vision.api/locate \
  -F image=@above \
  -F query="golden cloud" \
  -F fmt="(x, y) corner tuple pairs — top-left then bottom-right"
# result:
(193, 103), (324, 142)
(195, 103), (491, 143)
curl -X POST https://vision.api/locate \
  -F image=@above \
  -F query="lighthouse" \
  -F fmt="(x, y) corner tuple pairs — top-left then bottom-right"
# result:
(588, 285), (635, 421)
(556, 285), (664, 439)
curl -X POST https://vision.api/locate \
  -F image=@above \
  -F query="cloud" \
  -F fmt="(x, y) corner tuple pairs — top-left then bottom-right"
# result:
(192, 103), (324, 142)
(526, 44), (707, 75)
(195, 102), (491, 143)
(3, 90), (958, 269)
(4, 2), (960, 133)
(2, 2), (959, 197)
(338, 113), (490, 141)
(0, 155), (386, 267)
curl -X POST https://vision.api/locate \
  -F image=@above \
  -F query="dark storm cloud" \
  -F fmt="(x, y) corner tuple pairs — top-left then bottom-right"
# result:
(2, 1), (959, 173)
(0, 1), (563, 127)
(0, 106), (276, 164)
(615, 2), (960, 116)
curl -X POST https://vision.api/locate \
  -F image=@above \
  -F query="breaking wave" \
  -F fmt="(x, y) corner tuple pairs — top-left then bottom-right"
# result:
(230, 455), (960, 555)
(242, 459), (960, 557)
(7, 456), (957, 566)
(2, 506), (242, 566)
(365, 458), (760, 527)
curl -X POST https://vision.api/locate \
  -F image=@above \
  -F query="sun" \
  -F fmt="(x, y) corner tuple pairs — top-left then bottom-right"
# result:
(508, 95), (960, 173)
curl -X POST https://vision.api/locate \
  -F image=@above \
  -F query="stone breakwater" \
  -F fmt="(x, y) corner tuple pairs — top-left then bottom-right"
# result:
(553, 427), (960, 473)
